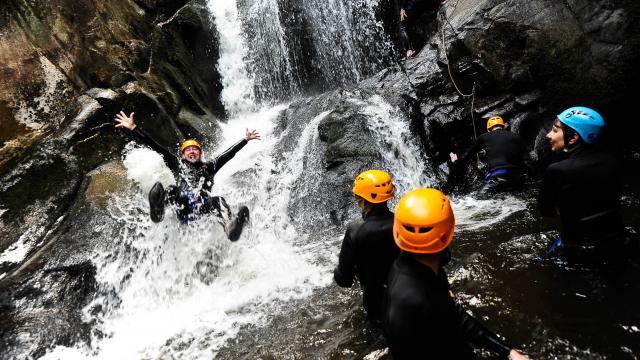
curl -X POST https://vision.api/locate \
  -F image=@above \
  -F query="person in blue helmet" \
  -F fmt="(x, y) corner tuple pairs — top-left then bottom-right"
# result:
(538, 106), (637, 266)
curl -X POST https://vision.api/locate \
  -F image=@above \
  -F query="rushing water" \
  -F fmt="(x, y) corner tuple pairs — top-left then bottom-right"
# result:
(9, 0), (639, 358)
(234, 0), (393, 101)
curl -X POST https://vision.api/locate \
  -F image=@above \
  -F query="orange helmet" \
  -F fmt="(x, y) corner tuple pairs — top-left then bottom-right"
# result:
(180, 139), (202, 153)
(486, 116), (505, 130)
(352, 170), (394, 203)
(393, 188), (455, 254)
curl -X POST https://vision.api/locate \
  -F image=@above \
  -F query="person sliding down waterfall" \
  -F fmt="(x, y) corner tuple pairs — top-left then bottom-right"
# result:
(114, 111), (259, 241)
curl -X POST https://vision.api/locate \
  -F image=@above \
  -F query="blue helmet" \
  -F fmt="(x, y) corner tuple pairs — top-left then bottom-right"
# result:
(557, 106), (605, 144)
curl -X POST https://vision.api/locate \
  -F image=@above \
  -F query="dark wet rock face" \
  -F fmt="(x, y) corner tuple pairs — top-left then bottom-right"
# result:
(0, 0), (223, 268)
(1, 0), (224, 357)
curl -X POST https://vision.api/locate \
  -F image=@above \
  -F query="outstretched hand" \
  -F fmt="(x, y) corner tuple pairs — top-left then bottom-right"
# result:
(449, 152), (458, 162)
(115, 111), (136, 131)
(245, 128), (261, 141)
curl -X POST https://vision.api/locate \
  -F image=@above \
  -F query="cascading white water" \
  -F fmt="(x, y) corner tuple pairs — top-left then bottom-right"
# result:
(236, 0), (393, 101)
(301, 0), (393, 86)
(38, 1), (529, 358)
(241, 0), (302, 101)
(42, 105), (334, 359)
(208, 0), (256, 114)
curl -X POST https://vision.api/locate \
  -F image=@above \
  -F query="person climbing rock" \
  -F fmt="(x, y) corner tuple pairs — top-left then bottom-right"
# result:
(449, 115), (528, 199)
(398, 0), (446, 58)
(538, 106), (637, 266)
(114, 111), (259, 241)
(334, 170), (399, 326)
(383, 188), (528, 360)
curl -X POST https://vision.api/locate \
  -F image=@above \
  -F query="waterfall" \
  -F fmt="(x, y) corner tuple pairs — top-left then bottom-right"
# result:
(208, 0), (256, 114)
(234, 0), (393, 102)
(36, 1), (529, 358)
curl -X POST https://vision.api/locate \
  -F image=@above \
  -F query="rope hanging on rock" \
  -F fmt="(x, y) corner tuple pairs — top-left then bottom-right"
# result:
(438, 7), (480, 163)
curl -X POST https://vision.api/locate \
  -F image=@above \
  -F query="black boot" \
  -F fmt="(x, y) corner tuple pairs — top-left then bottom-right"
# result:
(227, 206), (249, 242)
(149, 182), (166, 223)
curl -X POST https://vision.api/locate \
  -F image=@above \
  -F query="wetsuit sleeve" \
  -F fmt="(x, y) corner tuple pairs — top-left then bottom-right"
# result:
(455, 136), (483, 170)
(538, 165), (560, 217)
(132, 127), (180, 170)
(210, 139), (248, 174)
(455, 302), (512, 357)
(334, 223), (359, 287)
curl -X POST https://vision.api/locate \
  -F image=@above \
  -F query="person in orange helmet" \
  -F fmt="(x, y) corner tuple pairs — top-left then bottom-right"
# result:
(114, 111), (259, 241)
(334, 170), (399, 326)
(449, 116), (528, 198)
(383, 188), (528, 359)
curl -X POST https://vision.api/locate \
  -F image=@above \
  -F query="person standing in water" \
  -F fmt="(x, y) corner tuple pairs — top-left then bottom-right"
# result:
(383, 188), (528, 359)
(538, 106), (636, 265)
(334, 170), (399, 326)
(449, 116), (528, 199)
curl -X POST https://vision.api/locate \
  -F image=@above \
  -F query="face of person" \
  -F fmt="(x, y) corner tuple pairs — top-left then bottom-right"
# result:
(182, 146), (201, 163)
(546, 120), (566, 153)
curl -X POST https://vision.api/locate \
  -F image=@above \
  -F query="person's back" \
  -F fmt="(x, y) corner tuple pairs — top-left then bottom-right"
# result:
(449, 116), (528, 198)
(334, 170), (399, 324)
(383, 189), (525, 360)
(384, 253), (476, 359)
(477, 129), (526, 171)
(335, 205), (398, 320)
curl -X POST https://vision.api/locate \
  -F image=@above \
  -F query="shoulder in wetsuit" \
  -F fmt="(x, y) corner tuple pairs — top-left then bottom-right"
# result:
(383, 252), (511, 359)
(334, 204), (399, 323)
(458, 129), (527, 172)
(538, 147), (623, 243)
(132, 127), (248, 193)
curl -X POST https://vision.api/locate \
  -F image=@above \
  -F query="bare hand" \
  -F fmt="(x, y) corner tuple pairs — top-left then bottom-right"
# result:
(115, 111), (136, 131)
(449, 152), (458, 162)
(245, 128), (261, 141)
(400, 9), (407, 21)
(509, 350), (529, 360)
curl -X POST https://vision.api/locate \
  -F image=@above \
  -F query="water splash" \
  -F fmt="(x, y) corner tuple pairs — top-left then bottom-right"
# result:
(208, 0), (256, 114)
(359, 95), (432, 201)
(42, 105), (334, 359)
(451, 195), (528, 232)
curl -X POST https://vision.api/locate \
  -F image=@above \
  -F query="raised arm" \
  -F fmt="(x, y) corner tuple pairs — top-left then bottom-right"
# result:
(210, 128), (260, 173)
(115, 111), (179, 170)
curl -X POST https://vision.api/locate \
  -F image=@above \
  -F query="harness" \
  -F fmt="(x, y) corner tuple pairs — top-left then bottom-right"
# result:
(178, 191), (209, 224)
(484, 167), (509, 182)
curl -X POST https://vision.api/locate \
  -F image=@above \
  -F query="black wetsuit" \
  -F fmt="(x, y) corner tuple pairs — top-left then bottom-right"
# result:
(383, 252), (512, 359)
(398, 0), (439, 54)
(334, 205), (399, 324)
(456, 129), (527, 198)
(538, 147), (634, 264)
(133, 127), (247, 223)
